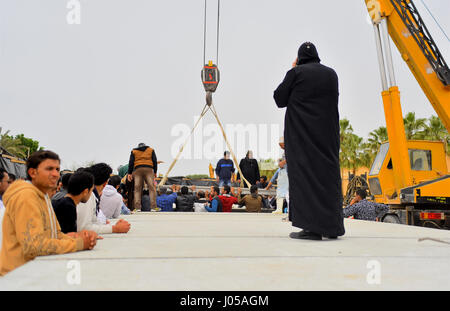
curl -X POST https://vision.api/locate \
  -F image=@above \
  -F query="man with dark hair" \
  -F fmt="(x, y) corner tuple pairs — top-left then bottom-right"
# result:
(194, 191), (209, 212)
(83, 163), (112, 224)
(0, 168), (9, 208)
(275, 42), (345, 240)
(237, 185), (263, 213)
(218, 185), (238, 213)
(7, 173), (15, 185)
(0, 150), (98, 275)
(175, 186), (196, 212)
(52, 172), (73, 203)
(99, 175), (126, 219)
(127, 143), (158, 211)
(215, 151), (235, 187)
(205, 186), (223, 212)
(343, 189), (389, 221)
(257, 176), (268, 189)
(77, 163), (131, 234)
(156, 185), (178, 212)
(53, 171), (95, 233)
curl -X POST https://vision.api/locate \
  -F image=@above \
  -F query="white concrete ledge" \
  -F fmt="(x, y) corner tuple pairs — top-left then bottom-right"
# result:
(1, 213), (450, 290)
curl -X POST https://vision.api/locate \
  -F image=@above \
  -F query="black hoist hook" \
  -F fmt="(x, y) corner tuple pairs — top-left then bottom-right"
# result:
(201, 61), (220, 106)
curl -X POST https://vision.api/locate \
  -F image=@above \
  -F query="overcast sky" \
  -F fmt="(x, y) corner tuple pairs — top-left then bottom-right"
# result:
(1, 0), (449, 176)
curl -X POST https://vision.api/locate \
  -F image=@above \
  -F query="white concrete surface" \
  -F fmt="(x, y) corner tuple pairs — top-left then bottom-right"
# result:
(1, 213), (450, 290)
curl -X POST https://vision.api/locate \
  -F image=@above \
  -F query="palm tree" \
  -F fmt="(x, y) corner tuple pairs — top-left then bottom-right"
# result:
(339, 119), (367, 175)
(347, 133), (365, 175)
(339, 119), (353, 145)
(420, 115), (450, 154)
(360, 142), (375, 169)
(365, 126), (388, 165)
(403, 112), (427, 139)
(339, 119), (354, 176)
(0, 127), (27, 159)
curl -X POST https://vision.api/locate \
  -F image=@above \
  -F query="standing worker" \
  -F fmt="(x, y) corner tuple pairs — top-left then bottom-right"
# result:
(127, 143), (158, 211)
(274, 42), (345, 240)
(215, 151), (235, 187)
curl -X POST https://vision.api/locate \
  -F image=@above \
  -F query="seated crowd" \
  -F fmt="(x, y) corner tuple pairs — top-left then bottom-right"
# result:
(0, 150), (131, 276)
(0, 149), (389, 276)
(0, 149), (268, 276)
(152, 184), (265, 213)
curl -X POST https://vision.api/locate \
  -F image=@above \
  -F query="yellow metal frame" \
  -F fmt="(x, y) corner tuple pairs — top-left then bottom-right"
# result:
(366, 0), (450, 132)
(365, 0), (450, 207)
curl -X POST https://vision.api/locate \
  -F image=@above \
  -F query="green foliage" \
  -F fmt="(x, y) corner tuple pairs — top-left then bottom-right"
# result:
(403, 112), (427, 140)
(0, 128), (26, 159)
(0, 128), (44, 159)
(13, 134), (43, 156)
(259, 158), (277, 181)
(339, 113), (449, 174)
(340, 119), (368, 174)
(186, 174), (210, 179)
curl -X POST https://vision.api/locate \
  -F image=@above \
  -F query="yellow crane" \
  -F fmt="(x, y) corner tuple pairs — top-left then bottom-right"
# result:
(365, 0), (450, 228)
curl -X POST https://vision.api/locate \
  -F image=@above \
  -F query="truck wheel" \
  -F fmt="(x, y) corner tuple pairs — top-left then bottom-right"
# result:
(382, 214), (401, 224)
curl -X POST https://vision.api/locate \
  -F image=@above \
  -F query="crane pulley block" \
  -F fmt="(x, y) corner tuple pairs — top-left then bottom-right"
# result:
(201, 61), (220, 93)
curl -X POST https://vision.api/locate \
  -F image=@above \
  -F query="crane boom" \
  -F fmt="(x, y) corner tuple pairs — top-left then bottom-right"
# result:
(366, 0), (450, 133)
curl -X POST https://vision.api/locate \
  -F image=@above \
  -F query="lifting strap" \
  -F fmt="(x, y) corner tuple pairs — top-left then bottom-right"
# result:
(159, 100), (251, 188)
(159, 0), (251, 188)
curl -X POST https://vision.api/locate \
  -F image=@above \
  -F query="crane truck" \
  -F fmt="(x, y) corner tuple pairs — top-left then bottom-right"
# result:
(364, 0), (450, 228)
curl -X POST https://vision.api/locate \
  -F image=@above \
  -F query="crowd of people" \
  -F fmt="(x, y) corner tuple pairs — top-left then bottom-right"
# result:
(0, 41), (395, 274)
(152, 184), (266, 213)
(0, 145), (388, 276)
(0, 145), (278, 275)
(121, 143), (275, 214)
(0, 151), (133, 275)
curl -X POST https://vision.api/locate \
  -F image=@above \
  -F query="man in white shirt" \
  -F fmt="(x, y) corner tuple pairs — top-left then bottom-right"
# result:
(100, 175), (124, 219)
(76, 164), (130, 234)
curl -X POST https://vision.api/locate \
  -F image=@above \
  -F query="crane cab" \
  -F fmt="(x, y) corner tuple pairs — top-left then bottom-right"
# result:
(368, 140), (450, 207)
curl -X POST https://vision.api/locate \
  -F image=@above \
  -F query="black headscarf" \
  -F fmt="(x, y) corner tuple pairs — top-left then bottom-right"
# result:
(297, 42), (321, 65)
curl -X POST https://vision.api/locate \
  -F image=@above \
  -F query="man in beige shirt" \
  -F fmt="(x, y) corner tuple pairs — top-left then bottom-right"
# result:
(0, 150), (97, 276)
(237, 185), (263, 213)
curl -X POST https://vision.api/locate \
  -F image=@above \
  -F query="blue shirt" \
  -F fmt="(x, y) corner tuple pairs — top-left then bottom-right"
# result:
(156, 193), (178, 212)
(205, 197), (219, 212)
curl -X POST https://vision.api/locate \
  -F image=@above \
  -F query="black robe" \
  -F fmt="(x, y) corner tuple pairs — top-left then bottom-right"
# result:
(237, 157), (260, 187)
(274, 43), (345, 237)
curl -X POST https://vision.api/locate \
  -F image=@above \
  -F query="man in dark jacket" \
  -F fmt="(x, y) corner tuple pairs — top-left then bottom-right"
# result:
(127, 143), (157, 211)
(237, 150), (260, 187)
(274, 42), (345, 240)
(175, 186), (196, 212)
(215, 151), (235, 187)
(53, 171), (94, 233)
